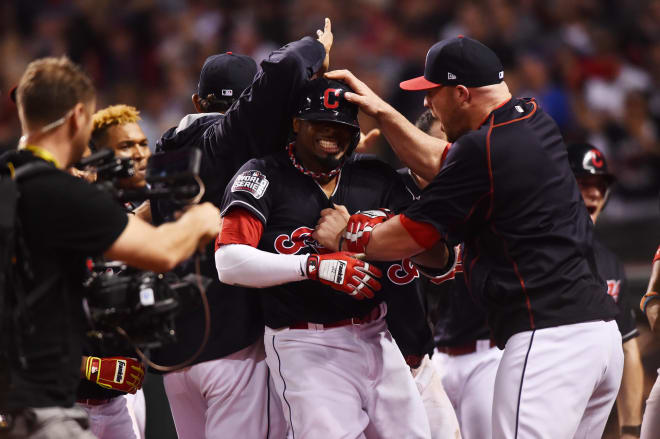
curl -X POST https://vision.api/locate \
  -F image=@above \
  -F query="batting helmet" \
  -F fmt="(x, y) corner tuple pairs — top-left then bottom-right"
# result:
(296, 78), (360, 155)
(567, 143), (616, 186)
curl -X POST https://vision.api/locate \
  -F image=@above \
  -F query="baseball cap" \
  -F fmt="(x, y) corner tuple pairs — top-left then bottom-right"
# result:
(400, 36), (504, 90)
(197, 52), (257, 99)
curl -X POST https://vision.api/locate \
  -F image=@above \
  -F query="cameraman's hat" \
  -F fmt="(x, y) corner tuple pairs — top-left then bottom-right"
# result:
(197, 52), (257, 100)
(400, 36), (504, 90)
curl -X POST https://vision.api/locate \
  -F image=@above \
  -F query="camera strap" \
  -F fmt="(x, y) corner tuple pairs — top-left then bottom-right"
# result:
(2, 159), (60, 368)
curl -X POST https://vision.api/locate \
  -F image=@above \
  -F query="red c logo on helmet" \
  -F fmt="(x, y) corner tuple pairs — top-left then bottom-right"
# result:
(590, 149), (603, 168)
(323, 89), (340, 109)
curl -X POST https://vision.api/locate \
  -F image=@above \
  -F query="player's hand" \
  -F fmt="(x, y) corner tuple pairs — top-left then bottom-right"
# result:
(306, 252), (382, 299)
(84, 356), (145, 394)
(316, 18), (333, 75)
(343, 209), (394, 253)
(356, 128), (381, 152)
(312, 204), (350, 251)
(325, 69), (390, 118)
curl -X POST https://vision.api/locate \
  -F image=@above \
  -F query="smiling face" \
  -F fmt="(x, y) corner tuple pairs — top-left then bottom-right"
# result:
(292, 118), (354, 174)
(100, 122), (150, 188)
(576, 175), (609, 224)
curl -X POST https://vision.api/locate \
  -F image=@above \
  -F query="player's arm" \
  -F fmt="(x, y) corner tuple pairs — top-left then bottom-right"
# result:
(104, 203), (220, 273)
(325, 69), (448, 181)
(215, 208), (381, 299)
(641, 246), (660, 333)
(617, 337), (643, 438)
(210, 20), (330, 158)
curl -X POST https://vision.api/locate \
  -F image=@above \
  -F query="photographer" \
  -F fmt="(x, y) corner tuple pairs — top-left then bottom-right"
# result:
(0, 56), (220, 438)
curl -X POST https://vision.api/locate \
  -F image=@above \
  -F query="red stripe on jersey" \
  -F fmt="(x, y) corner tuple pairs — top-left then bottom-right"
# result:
(440, 143), (453, 168)
(654, 245), (660, 264)
(399, 214), (441, 250)
(215, 208), (264, 250)
(485, 116), (495, 220)
(490, 224), (535, 329)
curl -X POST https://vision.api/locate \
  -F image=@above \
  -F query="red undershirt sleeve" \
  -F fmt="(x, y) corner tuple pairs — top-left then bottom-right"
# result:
(215, 208), (264, 250)
(654, 245), (660, 264)
(398, 214), (441, 250)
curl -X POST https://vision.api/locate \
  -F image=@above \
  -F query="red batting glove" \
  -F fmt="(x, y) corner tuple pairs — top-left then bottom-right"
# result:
(84, 356), (145, 394)
(306, 252), (382, 299)
(342, 209), (394, 253)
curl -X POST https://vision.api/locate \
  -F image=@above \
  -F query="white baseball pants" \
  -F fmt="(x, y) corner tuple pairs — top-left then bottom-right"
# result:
(265, 314), (431, 439)
(413, 354), (462, 439)
(641, 369), (660, 439)
(163, 339), (286, 439)
(433, 343), (502, 439)
(492, 320), (623, 439)
(78, 395), (138, 439)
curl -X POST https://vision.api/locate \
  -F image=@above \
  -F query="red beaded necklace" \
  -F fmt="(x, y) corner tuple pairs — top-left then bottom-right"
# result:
(287, 142), (343, 180)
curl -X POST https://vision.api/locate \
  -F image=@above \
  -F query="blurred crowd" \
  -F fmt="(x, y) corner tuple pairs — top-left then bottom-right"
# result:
(1, 0), (659, 221)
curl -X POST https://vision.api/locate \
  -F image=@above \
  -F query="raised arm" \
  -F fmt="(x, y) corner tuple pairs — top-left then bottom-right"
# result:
(325, 69), (448, 181)
(208, 20), (331, 161)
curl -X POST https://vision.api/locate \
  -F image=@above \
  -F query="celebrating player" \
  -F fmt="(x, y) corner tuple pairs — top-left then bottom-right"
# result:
(320, 36), (623, 438)
(568, 143), (644, 439)
(215, 76), (444, 438)
(147, 19), (338, 439)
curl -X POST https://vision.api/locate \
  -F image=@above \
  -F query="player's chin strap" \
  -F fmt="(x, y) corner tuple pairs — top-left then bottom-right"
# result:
(287, 143), (344, 181)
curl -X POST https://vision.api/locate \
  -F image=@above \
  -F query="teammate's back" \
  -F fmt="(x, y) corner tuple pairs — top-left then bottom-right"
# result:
(409, 97), (619, 346)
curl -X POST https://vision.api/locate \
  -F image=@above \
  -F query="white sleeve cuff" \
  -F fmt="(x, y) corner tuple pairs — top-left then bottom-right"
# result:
(215, 244), (309, 288)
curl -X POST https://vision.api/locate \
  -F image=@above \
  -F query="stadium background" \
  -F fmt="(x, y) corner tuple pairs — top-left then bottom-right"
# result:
(0, 0), (659, 437)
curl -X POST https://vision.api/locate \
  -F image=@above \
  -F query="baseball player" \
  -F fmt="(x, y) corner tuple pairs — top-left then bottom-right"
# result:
(215, 77), (439, 438)
(641, 246), (660, 439)
(319, 36), (623, 438)
(399, 109), (501, 439)
(73, 104), (154, 439)
(568, 142), (644, 439)
(148, 20), (334, 439)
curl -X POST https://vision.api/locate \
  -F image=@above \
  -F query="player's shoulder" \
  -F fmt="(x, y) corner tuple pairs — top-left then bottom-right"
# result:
(347, 153), (399, 178)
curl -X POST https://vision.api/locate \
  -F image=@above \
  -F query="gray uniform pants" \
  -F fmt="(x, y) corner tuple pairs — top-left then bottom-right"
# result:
(0, 406), (96, 439)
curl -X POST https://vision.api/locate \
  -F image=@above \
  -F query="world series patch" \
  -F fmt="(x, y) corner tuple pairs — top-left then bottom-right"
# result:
(232, 170), (269, 199)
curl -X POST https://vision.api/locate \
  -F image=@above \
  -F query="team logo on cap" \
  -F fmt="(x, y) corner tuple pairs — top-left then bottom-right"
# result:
(589, 149), (603, 168)
(323, 88), (341, 109)
(499, 71), (504, 79)
(447, 72), (457, 80)
(221, 89), (233, 96)
(232, 170), (269, 199)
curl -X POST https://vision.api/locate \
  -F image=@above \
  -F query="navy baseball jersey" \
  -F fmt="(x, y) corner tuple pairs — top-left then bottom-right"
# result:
(150, 36), (326, 366)
(398, 169), (490, 346)
(221, 151), (434, 360)
(593, 238), (639, 342)
(403, 97), (619, 348)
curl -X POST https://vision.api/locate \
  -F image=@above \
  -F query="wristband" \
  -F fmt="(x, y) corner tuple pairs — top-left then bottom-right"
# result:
(621, 424), (641, 437)
(640, 291), (659, 313)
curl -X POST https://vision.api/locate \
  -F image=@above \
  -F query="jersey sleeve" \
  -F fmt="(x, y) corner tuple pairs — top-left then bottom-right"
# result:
(403, 133), (491, 245)
(220, 159), (274, 226)
(23, 172), (128, 256)
(205, 37), (325, 163)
